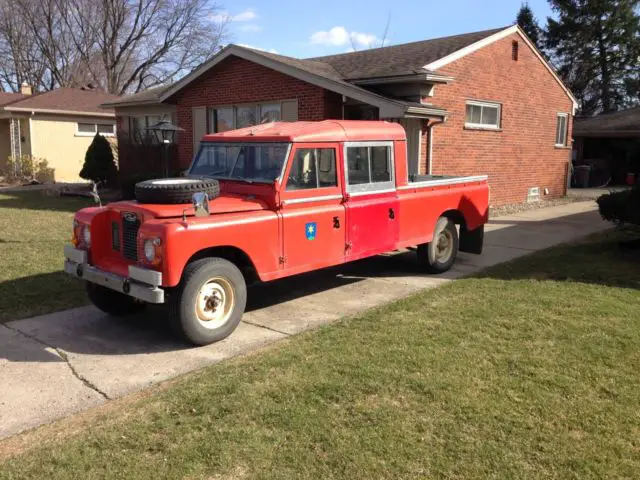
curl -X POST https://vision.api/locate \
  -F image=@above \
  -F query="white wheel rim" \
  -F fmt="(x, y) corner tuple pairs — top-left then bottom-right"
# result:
(435, 229), (453, 262)
(151, 179), (201, 185)
(194, 277), (235, 329)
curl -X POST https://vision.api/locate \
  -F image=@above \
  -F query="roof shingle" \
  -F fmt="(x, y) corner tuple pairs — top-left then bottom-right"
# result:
(5, 88), (119, 115)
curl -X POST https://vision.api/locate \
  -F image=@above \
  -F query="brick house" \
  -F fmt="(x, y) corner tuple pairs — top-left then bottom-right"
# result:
(105, 25), (577, 205)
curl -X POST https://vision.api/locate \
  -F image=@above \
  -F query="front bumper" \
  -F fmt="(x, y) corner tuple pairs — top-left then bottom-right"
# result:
(63, 245), (165, 303)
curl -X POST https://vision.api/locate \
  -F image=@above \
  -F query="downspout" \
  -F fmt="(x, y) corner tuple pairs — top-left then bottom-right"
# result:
(426, 117), (445, 175)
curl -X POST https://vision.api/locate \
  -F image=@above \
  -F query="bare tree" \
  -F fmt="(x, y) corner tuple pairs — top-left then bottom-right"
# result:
(0, 0), (228, 94)
(349, 13), (391, 51)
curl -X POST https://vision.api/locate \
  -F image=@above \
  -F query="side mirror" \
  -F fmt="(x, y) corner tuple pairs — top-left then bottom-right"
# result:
(192, 192), (210, 217)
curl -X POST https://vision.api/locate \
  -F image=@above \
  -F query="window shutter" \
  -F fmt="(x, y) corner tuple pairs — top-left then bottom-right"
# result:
(192, 107), (207, 153)
(281, 100), (298, 122)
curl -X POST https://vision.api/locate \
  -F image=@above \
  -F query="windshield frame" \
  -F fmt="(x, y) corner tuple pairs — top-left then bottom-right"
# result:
(189, 142), (292, 184)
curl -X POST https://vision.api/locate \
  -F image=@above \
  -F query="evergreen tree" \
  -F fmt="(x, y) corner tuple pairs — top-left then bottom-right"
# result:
(517, 3), (542, 49)
(546, 0), (640, 115)
(80, 134), (118, 185)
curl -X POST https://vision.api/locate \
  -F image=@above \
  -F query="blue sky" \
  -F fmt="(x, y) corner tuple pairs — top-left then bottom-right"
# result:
(214, 0), (554, 58)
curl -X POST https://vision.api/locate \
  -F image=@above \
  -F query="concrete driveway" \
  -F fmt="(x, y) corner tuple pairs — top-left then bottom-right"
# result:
(0, 201), (607, 440)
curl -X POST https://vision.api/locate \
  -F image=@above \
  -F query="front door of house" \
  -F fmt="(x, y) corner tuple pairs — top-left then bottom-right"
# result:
(397, 118), (421, 177)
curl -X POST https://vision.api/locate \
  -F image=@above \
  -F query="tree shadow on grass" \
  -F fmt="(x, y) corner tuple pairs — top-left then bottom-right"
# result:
(0, 191), (93, 213)
(476, 231), (640, 291)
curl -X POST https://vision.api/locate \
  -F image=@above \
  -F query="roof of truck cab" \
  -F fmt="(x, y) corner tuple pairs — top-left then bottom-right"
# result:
(200, 120), (407, 143)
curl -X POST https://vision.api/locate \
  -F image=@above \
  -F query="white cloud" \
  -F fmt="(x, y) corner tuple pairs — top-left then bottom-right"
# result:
(210, 8), (258, 23)
(310, 26), (380, 48)
(238, 24), (263, 33)
(237, 43), (278, 54)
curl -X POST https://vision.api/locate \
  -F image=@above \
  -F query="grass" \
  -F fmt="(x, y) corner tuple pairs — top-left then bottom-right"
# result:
(1, 231), (639, 479)
(0, 191), (92, 322)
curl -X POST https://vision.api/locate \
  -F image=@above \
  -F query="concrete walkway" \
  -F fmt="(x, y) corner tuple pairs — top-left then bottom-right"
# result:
(0, 201), (607, 440)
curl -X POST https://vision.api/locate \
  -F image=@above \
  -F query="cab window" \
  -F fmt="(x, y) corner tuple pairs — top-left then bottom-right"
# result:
(344, 142), (394, 193)
(286, 148), (337, 190)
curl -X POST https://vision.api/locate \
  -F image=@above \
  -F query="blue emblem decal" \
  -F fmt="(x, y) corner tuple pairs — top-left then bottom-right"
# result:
(305, 222), (317, 240)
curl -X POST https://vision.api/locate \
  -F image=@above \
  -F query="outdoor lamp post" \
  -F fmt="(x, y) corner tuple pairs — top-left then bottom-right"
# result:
(145, 118), (184, 178)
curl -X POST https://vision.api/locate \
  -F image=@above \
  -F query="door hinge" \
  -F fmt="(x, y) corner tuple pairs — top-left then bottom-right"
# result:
(279, 256), (287, 264)
(345, 241), (352, 252)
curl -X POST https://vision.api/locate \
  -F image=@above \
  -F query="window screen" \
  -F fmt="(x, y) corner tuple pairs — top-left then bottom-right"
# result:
(556, 114), (568, 146)
(345, 143), (394, 193)
(286, 148), (337, 190)
(77, 123), (95, 134)
(465, 101), (501, 128)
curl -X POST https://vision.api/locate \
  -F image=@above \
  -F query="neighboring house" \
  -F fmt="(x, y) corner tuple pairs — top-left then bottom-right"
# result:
(573, 107), (640, 185)
(0, 85), (120, 182)
(104, 24), (576, 206)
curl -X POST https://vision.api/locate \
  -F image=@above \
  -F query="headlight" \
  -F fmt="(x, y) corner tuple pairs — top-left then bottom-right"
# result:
(144, 239), (155, 262)
(82, 225), (91, 247)
(143, 237), (161, 263)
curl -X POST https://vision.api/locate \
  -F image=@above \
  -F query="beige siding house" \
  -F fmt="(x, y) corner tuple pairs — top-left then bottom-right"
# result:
(0, 86), (120, 182)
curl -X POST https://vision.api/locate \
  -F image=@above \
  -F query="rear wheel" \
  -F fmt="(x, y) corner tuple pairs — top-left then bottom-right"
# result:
(417, 216), (459, 273)
(169, 258), (246, 346)
(86, 283), (146, 316)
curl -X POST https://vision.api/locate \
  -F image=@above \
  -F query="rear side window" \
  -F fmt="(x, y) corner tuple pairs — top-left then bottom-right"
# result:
(345, 142), (394, 194)
(286, 148), (337, 190)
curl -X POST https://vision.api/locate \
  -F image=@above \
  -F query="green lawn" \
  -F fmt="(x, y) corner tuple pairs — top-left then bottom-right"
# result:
(0, 191), (92, 322)
(1, 231), (639, 479)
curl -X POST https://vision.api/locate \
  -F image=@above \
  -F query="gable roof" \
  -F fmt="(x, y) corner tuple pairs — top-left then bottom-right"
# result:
(104, 24), (576, 114)
(573, 107), (640, 137)
(308, 27), (506, 80)
(4, 88), (119, 117)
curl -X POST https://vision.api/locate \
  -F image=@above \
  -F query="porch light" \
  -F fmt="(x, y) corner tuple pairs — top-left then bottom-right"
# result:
(146, 118), (184, 177)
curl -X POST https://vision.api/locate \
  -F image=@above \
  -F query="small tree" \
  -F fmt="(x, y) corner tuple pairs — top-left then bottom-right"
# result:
(80, 133), (118, 185)
(516, 3), (542, 50)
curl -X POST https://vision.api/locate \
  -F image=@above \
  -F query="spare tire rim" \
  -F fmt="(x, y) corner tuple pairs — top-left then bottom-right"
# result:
(435, 229), (453, 262)
(150, 179), (203, 185)
(195, 277), (235, 329)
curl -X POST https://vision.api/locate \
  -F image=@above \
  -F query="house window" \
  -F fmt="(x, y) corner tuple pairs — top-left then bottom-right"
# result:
(76, 122), (115, 137)
(129, 115), (164, 143)
(344, 142), (394, 194)
(208, 102), (285, 133)
(465, 101), (501, 129)
(286, 148), (337, 190)
(556, 113), (568, 146)
(512, 41), (519, 61)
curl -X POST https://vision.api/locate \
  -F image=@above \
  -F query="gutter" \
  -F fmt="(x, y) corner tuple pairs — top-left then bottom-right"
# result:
(4, 107), (115, 118)
(426, 118), (446, 175)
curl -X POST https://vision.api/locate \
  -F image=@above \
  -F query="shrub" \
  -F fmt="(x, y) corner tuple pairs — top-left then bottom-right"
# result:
(2, 154), (54, 184)
(80, 134), (118, 185)
(597, 187), (640, 226)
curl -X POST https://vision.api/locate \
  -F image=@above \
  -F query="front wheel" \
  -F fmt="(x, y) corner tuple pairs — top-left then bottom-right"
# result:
(86, 283), (147, 316)
(417, 217), (459, 274)
(169, 258), (247, 346)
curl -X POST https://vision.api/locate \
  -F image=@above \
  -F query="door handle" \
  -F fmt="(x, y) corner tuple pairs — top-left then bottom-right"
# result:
(333, 216), (340, 229)
(389, 208), (395, 220)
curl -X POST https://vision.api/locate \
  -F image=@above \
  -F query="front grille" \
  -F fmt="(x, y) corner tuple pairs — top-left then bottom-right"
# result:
(121, 213), (140, 261)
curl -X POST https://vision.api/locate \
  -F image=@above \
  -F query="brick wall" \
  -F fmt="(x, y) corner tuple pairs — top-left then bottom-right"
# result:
(425, 32), (574, 206)
(171, 56), (342, 168)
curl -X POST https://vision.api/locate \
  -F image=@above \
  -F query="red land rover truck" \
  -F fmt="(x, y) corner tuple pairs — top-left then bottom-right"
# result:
(64, 121), (489, 345)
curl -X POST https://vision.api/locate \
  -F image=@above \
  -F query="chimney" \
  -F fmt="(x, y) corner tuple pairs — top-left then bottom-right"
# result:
(20, 82), (32, 95)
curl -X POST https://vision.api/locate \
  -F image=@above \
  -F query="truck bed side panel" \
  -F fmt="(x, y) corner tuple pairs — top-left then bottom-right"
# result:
(397, 181), (489, 248)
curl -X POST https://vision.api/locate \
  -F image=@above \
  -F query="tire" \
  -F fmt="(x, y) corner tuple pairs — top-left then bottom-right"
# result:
(134, 177), (220, 204)
(417, 217), (459, 274)
(169, 258), (247, 346)
(86, 282), (146, 316)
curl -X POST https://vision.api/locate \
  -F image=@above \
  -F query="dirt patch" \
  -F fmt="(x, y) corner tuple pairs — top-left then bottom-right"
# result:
(490, 197), (591, 218)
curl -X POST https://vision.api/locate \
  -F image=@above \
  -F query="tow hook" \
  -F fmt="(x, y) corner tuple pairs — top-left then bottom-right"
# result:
(123, 279), (131, 294)
(76, 265), (84, 278)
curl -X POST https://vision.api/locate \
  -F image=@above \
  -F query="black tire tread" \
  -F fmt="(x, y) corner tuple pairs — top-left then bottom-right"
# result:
(135, 178), (220, 204)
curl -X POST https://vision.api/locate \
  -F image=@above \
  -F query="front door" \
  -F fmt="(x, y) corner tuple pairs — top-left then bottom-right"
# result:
(280, 144), (346, 275)
(343, 141), (399, 259)
(397, 118), (421, 177)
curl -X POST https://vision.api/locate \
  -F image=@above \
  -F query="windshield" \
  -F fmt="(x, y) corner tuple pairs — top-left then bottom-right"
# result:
(190, 142), (290, 183)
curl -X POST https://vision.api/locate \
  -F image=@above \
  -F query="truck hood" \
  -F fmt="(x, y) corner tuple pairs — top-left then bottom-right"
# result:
(108, 194), (269, 218)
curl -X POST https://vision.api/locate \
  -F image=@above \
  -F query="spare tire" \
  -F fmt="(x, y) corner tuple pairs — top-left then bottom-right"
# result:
(135, 178), (220, 204)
